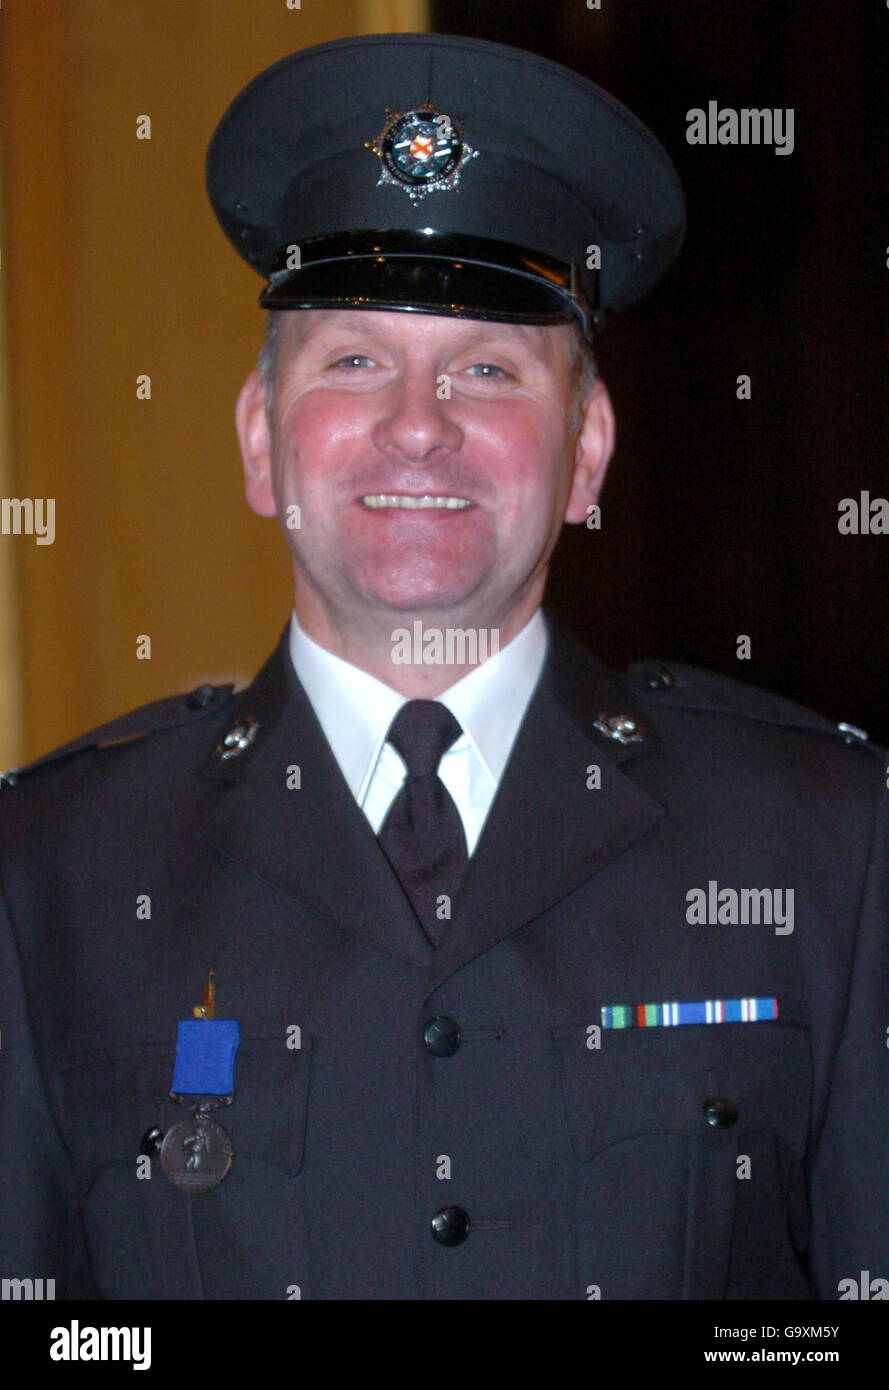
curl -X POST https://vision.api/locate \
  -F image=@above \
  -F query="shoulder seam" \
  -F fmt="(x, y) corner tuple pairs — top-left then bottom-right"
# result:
(2, 684), (236, 787)
(627, 660), (883, 754)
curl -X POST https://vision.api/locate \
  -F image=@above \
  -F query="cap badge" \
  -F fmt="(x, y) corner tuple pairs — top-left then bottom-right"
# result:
(368, 107), (478, 202)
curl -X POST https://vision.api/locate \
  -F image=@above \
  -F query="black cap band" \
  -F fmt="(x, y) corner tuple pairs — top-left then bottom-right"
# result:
(260, 229), (599, 338)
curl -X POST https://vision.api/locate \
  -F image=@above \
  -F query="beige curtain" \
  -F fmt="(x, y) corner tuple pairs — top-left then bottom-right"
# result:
(0, 0), (429, 769)
(358, 0), (430, 26)
(0, 133), (24, 768)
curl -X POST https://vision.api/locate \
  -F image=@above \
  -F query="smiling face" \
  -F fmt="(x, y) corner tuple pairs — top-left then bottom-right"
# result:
(236, 307), (615, 683)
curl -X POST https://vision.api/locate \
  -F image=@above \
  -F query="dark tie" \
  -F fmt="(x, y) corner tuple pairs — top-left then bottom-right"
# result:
(377, 700), (469, 944)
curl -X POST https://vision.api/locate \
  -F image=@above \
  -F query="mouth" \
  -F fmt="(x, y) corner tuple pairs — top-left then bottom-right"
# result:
(359, 493), (473, 511)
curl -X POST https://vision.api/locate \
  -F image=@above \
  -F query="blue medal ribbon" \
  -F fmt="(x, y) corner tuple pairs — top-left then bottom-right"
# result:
(171, 1019), (240, 1095)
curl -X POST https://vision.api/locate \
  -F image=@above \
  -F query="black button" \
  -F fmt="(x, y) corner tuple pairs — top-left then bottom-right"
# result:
(139, 1125), (164, 1157)
(646, 665), (674, 690)
(187, 684), (216, 710)
(431, 1206), (470, 1246)
(703, 1097), (738, 1128)
(423, 1016), (461, 1057)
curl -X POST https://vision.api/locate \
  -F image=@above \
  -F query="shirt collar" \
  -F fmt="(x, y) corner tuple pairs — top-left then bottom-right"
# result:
(436, 611), (548, 782)
(289, 609), (548, 803)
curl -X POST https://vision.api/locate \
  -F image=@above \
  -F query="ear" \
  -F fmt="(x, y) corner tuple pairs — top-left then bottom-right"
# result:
(235, 370), (277, 517)
(563, 379), (616, 525)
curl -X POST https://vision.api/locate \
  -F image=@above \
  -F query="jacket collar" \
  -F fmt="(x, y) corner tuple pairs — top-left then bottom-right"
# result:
(196, 615), (665, 984)
(427, 616), (665, 993)
(198, 626), (433, 967)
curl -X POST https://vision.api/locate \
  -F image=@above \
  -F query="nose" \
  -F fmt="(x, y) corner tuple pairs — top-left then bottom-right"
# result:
(371, 370), (464, 462)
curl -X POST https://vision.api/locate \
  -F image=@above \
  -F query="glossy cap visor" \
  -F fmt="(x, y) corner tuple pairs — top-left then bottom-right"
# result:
(259, 231), (595, 337)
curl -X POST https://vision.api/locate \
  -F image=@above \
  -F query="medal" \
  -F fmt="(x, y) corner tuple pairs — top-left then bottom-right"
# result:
(159, 971), (240, 1195)
(160, 1104), (234, 1194)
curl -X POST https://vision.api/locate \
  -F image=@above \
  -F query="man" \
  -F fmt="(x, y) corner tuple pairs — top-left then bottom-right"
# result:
(1, 33), (887, 1301)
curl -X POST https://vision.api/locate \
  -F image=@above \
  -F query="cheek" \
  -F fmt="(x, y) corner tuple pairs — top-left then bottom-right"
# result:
(272, 395), (368, 497)
(469, 407), (572, 503)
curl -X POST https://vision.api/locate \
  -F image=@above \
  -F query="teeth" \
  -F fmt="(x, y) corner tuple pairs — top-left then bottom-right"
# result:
(361, 494), (472, 510)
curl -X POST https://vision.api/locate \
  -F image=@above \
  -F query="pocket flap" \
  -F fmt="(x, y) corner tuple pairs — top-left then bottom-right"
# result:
(551, 1020), (811, 1162)
(59, 1035), (312, 1185)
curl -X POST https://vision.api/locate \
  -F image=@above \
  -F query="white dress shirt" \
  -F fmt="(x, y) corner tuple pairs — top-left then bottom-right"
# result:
(288, 610), (548, 855)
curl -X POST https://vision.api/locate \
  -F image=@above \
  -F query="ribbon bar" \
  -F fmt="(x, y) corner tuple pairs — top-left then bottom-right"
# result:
(602, 997), (779, 1029)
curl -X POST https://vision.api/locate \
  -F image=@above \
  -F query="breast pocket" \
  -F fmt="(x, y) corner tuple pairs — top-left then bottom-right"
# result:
(58, 1036), (313, 1299)
(550, 1020), (813, 1299)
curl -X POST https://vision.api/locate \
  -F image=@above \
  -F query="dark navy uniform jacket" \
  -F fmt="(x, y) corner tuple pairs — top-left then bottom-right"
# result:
(1, 616), (887, 1299)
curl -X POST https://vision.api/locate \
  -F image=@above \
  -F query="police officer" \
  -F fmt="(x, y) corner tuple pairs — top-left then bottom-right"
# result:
(1, 33), (887, 1302)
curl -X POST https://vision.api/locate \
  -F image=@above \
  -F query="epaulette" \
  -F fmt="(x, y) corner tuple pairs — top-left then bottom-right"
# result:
(0, 683), (236, 788)
(627, 660), (883, 756)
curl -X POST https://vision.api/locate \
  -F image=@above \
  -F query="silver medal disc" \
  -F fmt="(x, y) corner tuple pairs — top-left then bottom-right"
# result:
(160, 1115), (233, 1193)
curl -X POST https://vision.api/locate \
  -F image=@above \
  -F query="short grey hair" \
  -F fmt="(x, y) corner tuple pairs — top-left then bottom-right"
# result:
(567, 326), (599, 435)
(257, 309), (289, 420)
(257, 310), (598, 433)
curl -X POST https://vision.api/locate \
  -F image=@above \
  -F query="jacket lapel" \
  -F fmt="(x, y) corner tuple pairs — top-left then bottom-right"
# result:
(196, 618), (665, 983)
(197, 630), (432, 969)
(427, 618), (666, 993)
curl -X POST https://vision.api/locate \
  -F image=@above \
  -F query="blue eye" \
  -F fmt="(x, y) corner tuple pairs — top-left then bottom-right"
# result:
(466, 363), (508, 378)
(332, 355), (374, 370)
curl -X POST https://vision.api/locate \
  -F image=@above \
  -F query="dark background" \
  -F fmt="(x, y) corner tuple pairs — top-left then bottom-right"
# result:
(434, 0), (889, 739)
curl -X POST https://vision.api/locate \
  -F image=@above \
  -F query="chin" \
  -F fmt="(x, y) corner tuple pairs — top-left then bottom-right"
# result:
(363, 592), (479, 618)
(348, 558), (486, 614)
(355, 574), (483, 617)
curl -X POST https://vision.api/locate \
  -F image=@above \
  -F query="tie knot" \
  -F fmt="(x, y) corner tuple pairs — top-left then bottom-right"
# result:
(386, 700), (463, 778)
